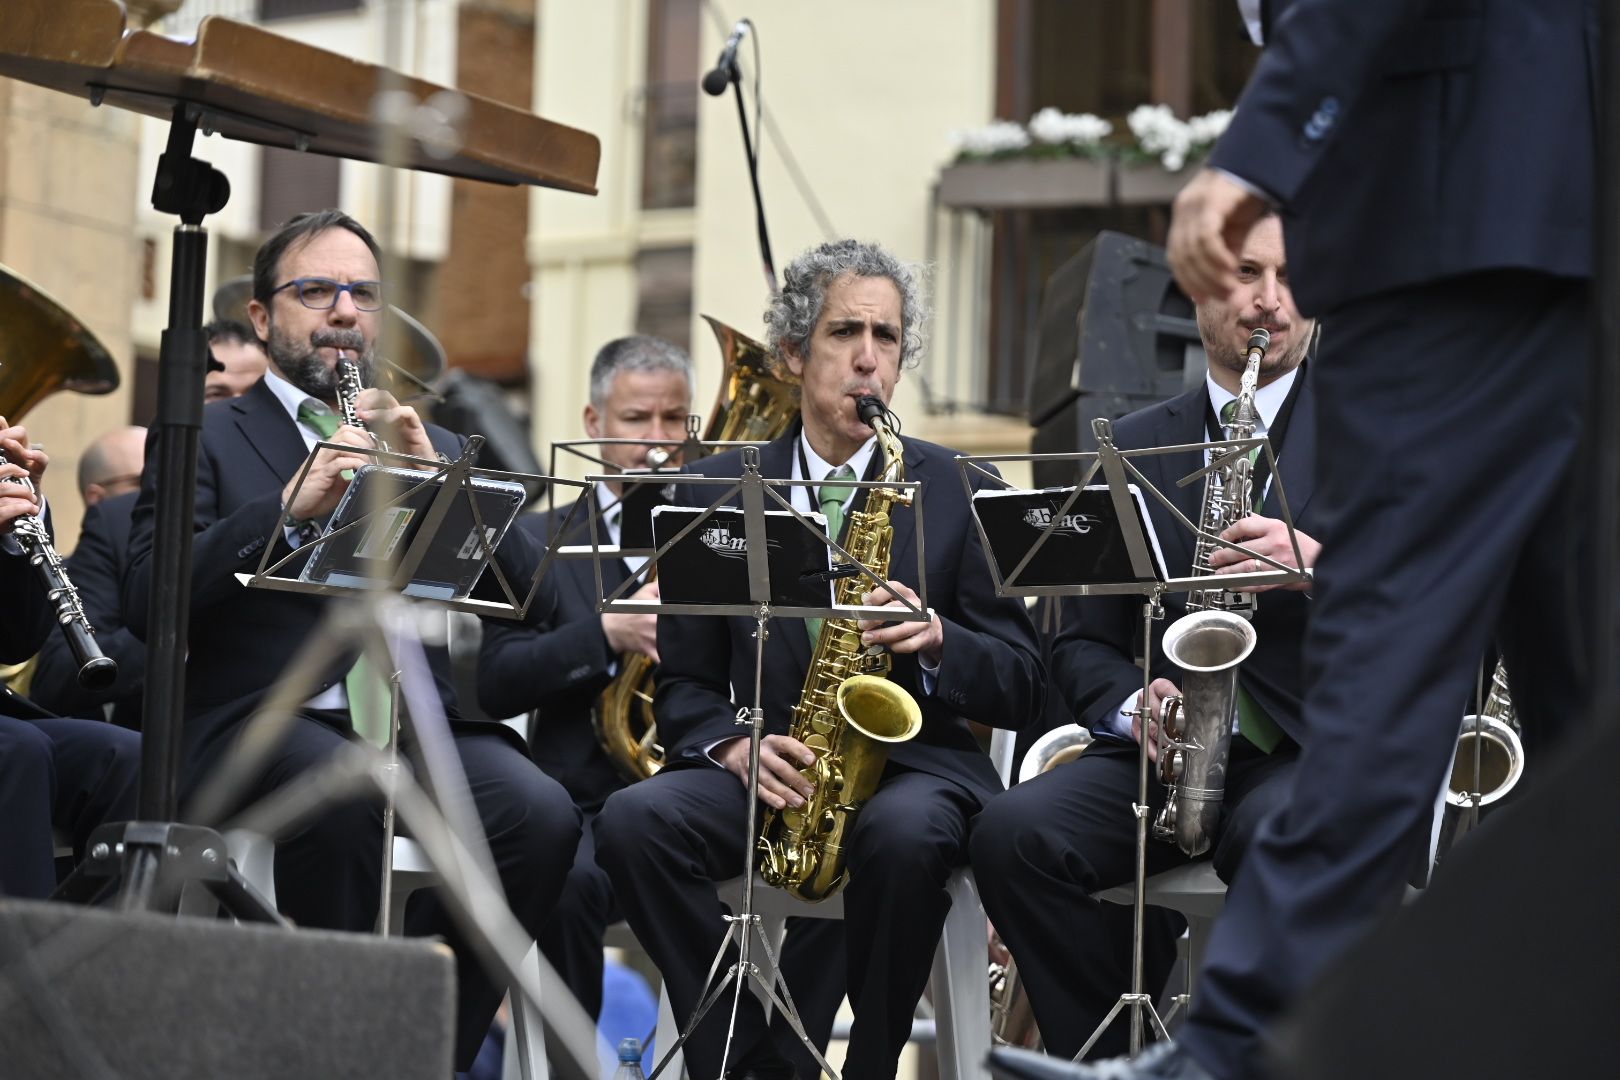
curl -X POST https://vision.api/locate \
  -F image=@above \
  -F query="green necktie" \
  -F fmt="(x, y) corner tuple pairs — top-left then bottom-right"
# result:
(1216, 398), (1284, 754)
(807, 464), (856, 644)
(298, 402), (340, 439)
(300, 404), (391, 745)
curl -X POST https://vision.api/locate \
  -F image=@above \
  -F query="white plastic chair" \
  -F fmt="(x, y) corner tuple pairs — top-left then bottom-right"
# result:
(652, 730), (1012, 1080)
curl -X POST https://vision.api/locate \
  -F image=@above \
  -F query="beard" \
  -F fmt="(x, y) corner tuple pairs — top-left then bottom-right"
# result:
(265, 319), (375, 399)
(1201, 319), (1313, 383)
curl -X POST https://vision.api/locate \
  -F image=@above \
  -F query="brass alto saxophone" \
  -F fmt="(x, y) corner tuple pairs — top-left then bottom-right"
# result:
(592, 317), (798, 780)
(757, 396), (923, 902)
(1152, 329), (1268, 857)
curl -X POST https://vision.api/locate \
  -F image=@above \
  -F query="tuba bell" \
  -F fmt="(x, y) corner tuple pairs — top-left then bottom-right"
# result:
(590, 314), (799, 780)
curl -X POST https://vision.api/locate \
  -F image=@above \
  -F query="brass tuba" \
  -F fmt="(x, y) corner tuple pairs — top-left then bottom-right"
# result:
(757, 397), (923, 902)
(591, 315), (799, 780)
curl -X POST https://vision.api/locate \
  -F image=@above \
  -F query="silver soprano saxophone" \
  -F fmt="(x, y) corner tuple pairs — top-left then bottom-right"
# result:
(1152, 328), (1268, 857)
(0, 448), (116, 690)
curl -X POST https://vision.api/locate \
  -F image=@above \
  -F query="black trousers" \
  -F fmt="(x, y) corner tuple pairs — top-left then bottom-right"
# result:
(0, 715), (141, 899)
(192, 713), (582, 1071)
(971, 737), (1295, 1059)
(1180, 271), (1590, 1080)
(541, 808), (846, 1080)
(595, 762), (978, 1080)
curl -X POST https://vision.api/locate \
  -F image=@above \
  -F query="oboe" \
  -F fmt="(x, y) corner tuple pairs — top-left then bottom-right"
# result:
(336, 352), (389, 453)
(0, 449), (116, 690)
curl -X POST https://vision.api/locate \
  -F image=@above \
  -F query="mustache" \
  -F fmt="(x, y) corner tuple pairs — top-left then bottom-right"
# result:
(1240, 320), (1290, 335)
(841, 382), (883, 398)
(311, 328), (367, 351)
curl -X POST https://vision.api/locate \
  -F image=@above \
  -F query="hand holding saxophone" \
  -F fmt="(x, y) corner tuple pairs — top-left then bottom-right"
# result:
(716, 733), (816, 810)
(1207, 515), (1320, 592)
(857, 579), (941, 664)
(1128, 677), (1183, 766)
(601, 579), (661, 661)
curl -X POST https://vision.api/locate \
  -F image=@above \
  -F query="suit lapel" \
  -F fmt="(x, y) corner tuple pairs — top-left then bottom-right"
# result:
(233, 379), (315, 483)
(881, 438), (927, 588)
(750, 430), (812, 674)
(1261, 374), (1315, 523)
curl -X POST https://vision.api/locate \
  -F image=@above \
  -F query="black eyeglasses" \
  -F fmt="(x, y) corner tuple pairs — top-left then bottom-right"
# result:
(271, 277), (385, 312)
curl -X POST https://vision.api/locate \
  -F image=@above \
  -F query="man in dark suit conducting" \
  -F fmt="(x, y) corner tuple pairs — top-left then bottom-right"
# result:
(971, 212), (1319, 1062)
(477, 334), (692, 1019)
(993, 3), (1596, 1079)
(594, 239), (1045, 1080)
(121, 209), (581, 1071)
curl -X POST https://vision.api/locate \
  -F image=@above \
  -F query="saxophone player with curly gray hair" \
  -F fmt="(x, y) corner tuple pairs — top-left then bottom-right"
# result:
(595, 239), (1045, 1080)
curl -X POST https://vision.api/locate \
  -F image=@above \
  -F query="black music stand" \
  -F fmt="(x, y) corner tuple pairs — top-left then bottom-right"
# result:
(958, 417), (1309, 1060)
(576, 448), (928, 1080)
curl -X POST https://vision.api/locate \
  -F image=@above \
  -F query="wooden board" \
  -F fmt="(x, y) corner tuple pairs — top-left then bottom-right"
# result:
(0, 0), (599, 193)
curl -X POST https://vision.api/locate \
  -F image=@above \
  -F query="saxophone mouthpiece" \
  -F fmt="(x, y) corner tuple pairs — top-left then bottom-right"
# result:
(1245, 327), (1270, 358)
(856, 395), (887, 428)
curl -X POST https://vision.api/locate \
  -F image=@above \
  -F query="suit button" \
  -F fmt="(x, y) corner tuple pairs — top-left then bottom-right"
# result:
(567, 664), (592, 682)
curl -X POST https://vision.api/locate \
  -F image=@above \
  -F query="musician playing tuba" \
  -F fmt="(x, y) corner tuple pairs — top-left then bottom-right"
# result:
(594, 239), (1044, 1080)
(970, 213), (1319, 1062)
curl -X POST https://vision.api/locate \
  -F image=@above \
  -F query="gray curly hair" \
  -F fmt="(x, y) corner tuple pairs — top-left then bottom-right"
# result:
(764, 240), (927, 372)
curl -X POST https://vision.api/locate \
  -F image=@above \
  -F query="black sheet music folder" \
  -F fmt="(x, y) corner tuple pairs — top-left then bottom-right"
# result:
(652, 505), (837, 609)
(972, 484), (1169, 588)
(299, 464), (527, 601)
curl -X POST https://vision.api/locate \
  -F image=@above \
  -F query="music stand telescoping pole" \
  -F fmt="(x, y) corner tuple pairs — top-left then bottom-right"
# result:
(957, 417), (1309, 1059)
(56, 104), (277, 918)
(579, 447), (929, 1080)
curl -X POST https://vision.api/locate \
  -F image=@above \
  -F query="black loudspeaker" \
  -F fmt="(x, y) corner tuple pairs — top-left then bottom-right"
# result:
(0, 900), (455, 1079)
(1270, 726), (1615, 1079)
(1026, 232), (1206, 488)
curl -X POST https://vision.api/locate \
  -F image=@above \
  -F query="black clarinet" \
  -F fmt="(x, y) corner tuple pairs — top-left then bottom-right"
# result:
(1, 450), (116, 691)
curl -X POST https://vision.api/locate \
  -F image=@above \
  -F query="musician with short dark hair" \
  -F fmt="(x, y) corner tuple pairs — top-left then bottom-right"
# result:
(121, 209), (580, 1071)
(969, 213), (1320, 1061)
(0, 417), (139, 899)
(594, 239), (1044, 1080)
(202, 318), (269, 402)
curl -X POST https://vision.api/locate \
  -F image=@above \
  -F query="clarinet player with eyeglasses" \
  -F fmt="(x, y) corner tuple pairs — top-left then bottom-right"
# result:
(971, 212), (1320, 1064)
(120, 209), (579, 1073)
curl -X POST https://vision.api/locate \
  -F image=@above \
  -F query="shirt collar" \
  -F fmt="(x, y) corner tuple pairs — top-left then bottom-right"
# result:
(1204, 364), (1298, 436)
(795, 428), (878, 490)
(263, 366), (332, 428)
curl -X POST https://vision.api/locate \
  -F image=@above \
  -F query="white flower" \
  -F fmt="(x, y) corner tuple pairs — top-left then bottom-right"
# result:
(950, 120), (1031, 157)
(1128, 103), (1201, 171)
(1027, 106), (1113, 148)
(1186, 108), (1233, 147)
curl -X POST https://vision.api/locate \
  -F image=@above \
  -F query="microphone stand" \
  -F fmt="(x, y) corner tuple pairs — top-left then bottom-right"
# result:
(704, 22), (776, 294)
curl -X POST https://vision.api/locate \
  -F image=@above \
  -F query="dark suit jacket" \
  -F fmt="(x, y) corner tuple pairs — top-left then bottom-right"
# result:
(654, 425), (1045, 805)
(121, 377), (551, 765)
(1052, 373), (1318, 745)
(0, 511), (53, 664)
(33, 491), (144, 728)
(478, 494), (629, 812)
(1212, 0), (1597, 314)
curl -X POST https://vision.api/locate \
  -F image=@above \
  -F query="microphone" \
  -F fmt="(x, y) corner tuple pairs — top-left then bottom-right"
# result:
(702, 20), (750, 96)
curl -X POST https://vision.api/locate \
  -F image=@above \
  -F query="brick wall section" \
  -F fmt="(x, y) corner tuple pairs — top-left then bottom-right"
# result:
(427, 2), (537, 383)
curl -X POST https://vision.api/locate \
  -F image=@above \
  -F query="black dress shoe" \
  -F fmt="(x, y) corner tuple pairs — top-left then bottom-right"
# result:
(987, 1042), (1216, 1080)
